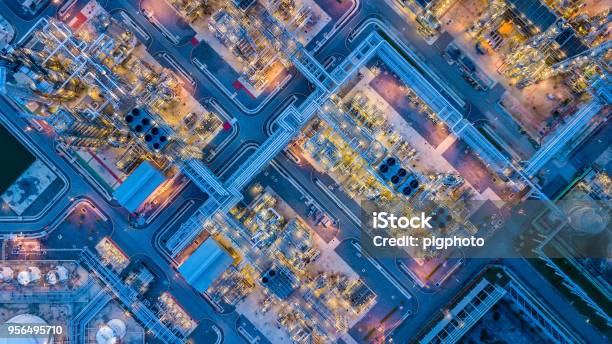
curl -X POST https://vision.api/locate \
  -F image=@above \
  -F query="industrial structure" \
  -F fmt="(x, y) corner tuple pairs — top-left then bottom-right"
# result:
(0, 0), (609, 343)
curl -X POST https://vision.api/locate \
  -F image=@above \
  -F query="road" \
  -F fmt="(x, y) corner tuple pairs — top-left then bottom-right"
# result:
(0, 98), (252, 343)
(273, 154), (607, 342)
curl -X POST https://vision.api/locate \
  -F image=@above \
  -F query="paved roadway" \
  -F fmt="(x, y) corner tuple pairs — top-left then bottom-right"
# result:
(118, 0), (527, 178)
(0, 3), (262, 342)
(15, 0), (519, 175)
(0, 0), (525, 168)
(0, 97), (254, 343)
(269, 154), (608, 343)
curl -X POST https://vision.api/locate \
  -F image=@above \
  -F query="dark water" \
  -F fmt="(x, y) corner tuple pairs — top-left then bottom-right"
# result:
(0, 122), (35, 193)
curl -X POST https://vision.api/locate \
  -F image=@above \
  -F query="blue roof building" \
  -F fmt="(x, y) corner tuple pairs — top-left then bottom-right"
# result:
(178, 238), (233, 293)
(113, 161), (166, 213)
